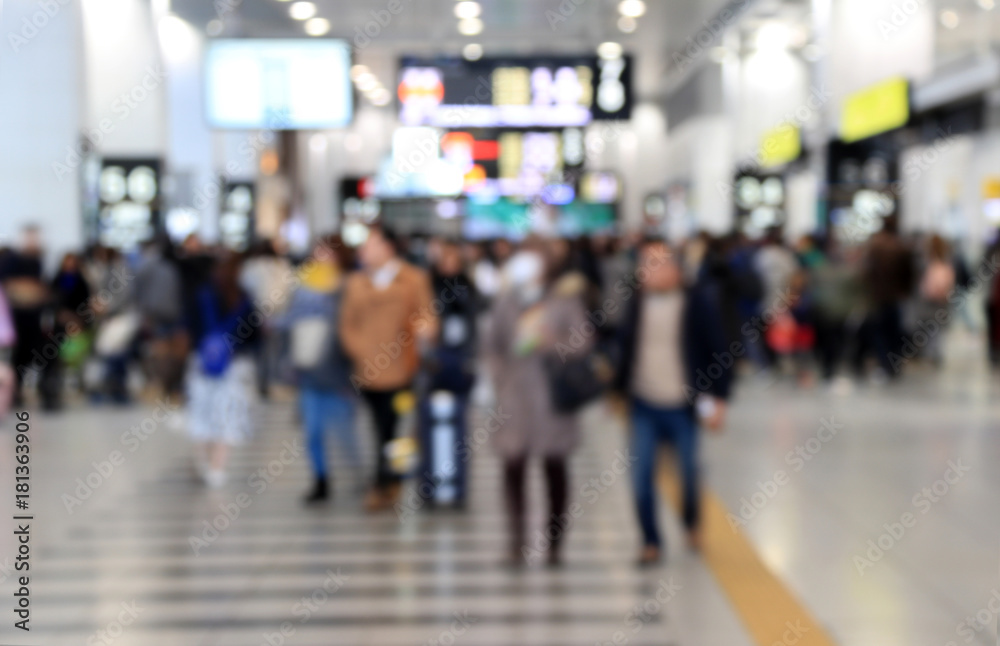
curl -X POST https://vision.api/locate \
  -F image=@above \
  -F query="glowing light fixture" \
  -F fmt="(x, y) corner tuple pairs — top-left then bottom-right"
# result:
(457, 18), (483, 35)
(597, 41), (623, 59)
(618, 0), (646, 18)
(617, 16), (637, 33)
(454, 1), (482, 19)
(289, 2), (316, 20)
(304, 17), (330, 35)
(463, 43), (483, 61)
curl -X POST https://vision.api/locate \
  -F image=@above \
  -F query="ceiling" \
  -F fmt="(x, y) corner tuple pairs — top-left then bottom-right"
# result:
(169, 0), (737, 99)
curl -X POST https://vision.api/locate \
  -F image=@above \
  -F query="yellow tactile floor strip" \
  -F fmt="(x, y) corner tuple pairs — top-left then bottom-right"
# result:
(660, 467), (839, 646)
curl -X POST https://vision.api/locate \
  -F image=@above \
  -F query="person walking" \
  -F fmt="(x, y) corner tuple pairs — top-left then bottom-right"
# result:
(485, 239), (590, 566)
(274, 236), (359, 504)
(615, 237), (732, 565)
(185, 253), (258, 488)
(418, 238), (479, 508)
(339, 226), (437, 512)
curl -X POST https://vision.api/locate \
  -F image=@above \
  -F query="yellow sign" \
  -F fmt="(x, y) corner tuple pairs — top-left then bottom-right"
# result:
(760, 124), (801, 168)
(840, 77), (909, 143)
(982, 177), (1000, 199)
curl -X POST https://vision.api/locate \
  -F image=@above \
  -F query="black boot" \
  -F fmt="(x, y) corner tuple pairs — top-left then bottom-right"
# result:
(303, 476), (330, 505)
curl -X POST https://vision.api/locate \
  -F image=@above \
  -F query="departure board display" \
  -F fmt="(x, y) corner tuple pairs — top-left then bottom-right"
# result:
(398, 55), (632, 127)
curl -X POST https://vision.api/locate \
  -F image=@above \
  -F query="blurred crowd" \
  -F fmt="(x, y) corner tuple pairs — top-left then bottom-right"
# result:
(0, 219), (996, 563)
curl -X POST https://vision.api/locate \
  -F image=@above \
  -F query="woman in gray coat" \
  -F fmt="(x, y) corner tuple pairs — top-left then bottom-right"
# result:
(486, 239), (591, 566)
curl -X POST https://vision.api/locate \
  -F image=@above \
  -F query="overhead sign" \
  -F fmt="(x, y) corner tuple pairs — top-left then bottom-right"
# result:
(840, 77), (910, 143)
(398, 56), (632, 128)
(760, 124), (801, 168)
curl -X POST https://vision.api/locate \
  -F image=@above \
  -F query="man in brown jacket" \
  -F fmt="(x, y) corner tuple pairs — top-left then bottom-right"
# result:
(340, 227), (437, 511)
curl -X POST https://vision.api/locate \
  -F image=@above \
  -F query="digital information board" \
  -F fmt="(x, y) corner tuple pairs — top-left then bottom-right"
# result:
(398, 55), (632, 128)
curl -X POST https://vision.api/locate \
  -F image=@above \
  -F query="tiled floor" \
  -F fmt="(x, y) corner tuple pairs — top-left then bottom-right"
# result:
(1, 332), (998, 645)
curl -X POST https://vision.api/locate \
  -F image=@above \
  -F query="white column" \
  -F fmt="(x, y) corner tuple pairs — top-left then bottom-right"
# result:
(0, 0), (85, 260)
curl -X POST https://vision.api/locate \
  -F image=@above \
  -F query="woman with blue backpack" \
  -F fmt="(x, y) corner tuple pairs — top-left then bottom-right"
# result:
(185, 253), (258, 488)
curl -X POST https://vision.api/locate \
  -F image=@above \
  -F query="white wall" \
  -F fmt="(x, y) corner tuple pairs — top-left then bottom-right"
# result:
(899, 132), (1000, 254)
(156, 14), (221, 242)
(80, 0), (166, 156)
(664, 115), (735, 234)
(735, 50), (811, 158)
(0, 0), (84, 259)
(828, 0), (935, 132)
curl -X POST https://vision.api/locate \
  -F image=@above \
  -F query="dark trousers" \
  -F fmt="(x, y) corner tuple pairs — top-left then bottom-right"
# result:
(870, 303), (903, 376)
(361, 387), (405, 489)
(503, 455), (568, 555)
(631, 399), (699, 548)
(11, 310), (61, 409)
(814, 316), (846, 380)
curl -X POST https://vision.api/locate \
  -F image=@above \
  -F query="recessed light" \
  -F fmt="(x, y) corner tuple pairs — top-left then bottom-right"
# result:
(206, 19), (223, 36)
(979, 0), (995, 9)
(618, 0), (646, 18)
(304, 17), (330, 36)
(597, 41), (623, 59)
(289, 2), (316, 20)
(454, 1), (481, 20)
(350, 65), (370, 81)
(457, 18), (483, 35)
(356, 74), (379, 92)
(939, 9), (959, 28)
(617, 16), (637, 33)
(463, 43), (483, 61)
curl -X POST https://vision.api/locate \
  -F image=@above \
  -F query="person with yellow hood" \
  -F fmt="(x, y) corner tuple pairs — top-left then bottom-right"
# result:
(273, 235), (359, 504)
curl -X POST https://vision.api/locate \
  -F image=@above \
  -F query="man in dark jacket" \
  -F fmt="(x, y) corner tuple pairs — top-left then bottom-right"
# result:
(417, 239), (479, 508)
(615, 237), (733, 565)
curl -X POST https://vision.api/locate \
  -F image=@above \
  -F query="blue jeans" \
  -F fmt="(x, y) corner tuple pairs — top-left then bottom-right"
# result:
(631, 399), (700, 548)
(299, 389), (357, 479)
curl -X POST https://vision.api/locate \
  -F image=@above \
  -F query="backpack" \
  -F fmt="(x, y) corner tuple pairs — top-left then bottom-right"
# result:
(198, 289), (246, 378)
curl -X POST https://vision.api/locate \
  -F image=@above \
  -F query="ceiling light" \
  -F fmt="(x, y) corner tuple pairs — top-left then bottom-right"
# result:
(618, 0), (646, 18)
(304, 17), (330, 36)
(289, 2), (316, 20)
(350, 65), (370, 81)
(617, 16), (637, 33)
(463, 43), (483, 61)
(206, 19), (223, 36)
(979, 0), (995, 9)
(939, 9), (959, 27)
(597, 41), (623, 59)
(457, 18), (483, 35)
(356, 73), (379, 92)
(454, 1), (482, 20)
(755, 22), (791, 51)
(371, 88), (392, 106)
